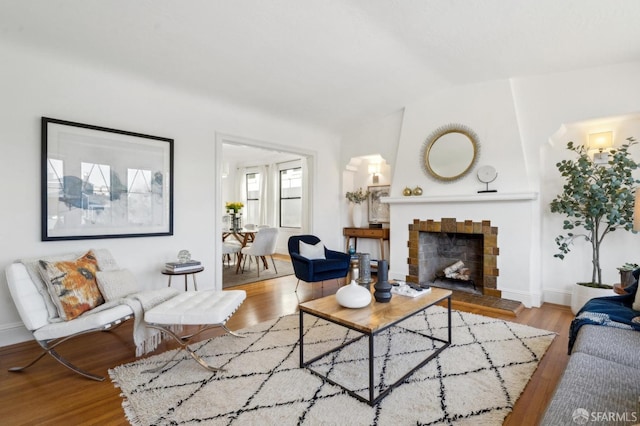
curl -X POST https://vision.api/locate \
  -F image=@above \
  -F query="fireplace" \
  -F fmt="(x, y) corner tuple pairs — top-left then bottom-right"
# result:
(407, 218), (500, 298)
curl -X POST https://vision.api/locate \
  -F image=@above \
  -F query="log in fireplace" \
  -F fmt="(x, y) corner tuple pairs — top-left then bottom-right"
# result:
(407, 218), (500, 298)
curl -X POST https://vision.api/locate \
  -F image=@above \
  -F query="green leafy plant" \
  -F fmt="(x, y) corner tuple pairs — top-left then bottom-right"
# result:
(550, 137), (639, 285)
(345, 187), (370, 204)
(617, 262), (639, 272)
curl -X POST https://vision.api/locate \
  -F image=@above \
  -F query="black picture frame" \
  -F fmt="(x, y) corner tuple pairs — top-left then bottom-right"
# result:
(41, 117), (173, 241)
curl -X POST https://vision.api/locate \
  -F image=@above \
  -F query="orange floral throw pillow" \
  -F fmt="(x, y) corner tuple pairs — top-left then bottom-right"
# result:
(38, 250), (105, 320)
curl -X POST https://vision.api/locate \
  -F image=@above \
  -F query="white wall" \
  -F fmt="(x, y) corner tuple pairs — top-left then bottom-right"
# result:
(512, 62), (640, 305)
(0, 41), (341, 346)
(386, 79), (540, 307)
(392, 79), (529, 197)
(341, 61), (640, 308)
(339, 110), (403, 258)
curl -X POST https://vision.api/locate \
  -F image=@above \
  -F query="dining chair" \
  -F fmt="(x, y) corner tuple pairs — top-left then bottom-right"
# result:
(222, 215), (231, 232)
(222, 241), (241, 268)
(240, 227), (279, 276)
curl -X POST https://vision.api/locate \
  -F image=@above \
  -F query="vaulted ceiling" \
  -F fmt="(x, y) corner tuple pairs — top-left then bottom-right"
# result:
(2, 0), (640, 132)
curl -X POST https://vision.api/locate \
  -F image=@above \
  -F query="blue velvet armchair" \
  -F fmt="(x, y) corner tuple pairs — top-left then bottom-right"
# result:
(287, 235), (350, 291)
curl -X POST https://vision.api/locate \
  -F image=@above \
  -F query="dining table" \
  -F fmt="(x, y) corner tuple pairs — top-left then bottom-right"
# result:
(222, 228), (256, 247)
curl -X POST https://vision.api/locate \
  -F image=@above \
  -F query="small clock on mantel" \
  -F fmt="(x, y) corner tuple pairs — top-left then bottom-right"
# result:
(477, 165), (498, 193)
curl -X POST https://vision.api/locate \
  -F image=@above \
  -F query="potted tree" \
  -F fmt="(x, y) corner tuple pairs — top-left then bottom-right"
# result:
(550, 137), (639, 314)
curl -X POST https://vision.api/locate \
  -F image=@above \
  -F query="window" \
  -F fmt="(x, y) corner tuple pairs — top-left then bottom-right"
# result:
(280, 167), (301, 228)
(245, 172), (260, 224)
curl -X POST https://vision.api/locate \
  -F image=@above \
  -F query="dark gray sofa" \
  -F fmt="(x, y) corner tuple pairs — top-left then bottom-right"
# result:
(541, 325), (640, 425)
(542, 278), (640, 425)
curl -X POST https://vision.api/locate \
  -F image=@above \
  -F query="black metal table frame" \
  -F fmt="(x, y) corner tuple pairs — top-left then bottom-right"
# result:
(299, 295), (451, 406)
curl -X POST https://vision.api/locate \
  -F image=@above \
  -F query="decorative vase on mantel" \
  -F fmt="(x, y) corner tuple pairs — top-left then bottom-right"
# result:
(352, 203), (366, 228)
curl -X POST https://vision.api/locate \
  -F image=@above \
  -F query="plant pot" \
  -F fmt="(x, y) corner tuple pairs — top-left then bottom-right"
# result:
(351, 203), (366, 228)
(620, 270), (636, 288)
(570, 283), (614, 314)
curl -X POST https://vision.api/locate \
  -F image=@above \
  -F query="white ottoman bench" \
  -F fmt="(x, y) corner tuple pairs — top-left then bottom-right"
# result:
(143, 289), (246, 372)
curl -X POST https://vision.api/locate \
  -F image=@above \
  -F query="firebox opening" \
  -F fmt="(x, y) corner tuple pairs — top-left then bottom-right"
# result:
(407, 218), (500, 299)
(420, 232), (483, 296)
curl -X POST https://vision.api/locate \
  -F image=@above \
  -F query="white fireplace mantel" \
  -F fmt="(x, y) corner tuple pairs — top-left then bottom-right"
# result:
(382, 192), (538, 205)
(384, 190), (541, 307)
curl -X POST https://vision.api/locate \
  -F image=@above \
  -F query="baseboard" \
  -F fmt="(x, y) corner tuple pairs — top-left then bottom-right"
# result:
(0, 322), (32, 347)
(542, 288), (572, 306)
(499, 288), (541, 309)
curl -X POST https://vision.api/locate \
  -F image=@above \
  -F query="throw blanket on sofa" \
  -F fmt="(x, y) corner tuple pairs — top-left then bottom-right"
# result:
(568, 289), (640, 354)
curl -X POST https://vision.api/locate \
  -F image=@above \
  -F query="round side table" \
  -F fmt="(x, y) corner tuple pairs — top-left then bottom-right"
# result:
(161, 267), (204, 291)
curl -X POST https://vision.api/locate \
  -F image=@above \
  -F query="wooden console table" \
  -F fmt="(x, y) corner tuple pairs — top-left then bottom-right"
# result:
(343, 227), (390, 260)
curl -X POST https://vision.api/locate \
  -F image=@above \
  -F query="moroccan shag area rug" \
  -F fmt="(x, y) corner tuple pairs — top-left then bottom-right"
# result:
(109, 306), (555, 425)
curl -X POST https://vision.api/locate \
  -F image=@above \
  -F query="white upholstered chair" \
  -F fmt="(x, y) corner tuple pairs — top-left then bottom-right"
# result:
(240, 227), (279, 277)
(5, 250), (134, 381)
(222, 241), (242, 268)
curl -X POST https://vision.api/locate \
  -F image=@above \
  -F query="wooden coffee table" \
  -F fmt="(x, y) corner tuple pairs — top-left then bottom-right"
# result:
(298, 287), (452, 406)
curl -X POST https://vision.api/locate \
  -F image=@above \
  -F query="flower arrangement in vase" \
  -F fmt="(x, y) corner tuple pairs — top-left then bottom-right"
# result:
(225, 201), (244, 213)
(225, 202), (244, 231)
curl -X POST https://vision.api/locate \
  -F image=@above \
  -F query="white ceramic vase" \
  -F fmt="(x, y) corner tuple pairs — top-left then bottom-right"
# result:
(336, 280), (372, 308)
(352, 203), (366, 228)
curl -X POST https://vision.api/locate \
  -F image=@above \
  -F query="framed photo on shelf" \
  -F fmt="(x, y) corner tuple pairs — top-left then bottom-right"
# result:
(41, 117), (173, 241)
(368, 185), (390, 223)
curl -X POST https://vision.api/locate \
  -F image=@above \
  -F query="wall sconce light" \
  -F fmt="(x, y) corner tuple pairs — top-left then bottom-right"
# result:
(588, 131), (613, 164)
(368, 162), (381, 184)
(634, 188), (640, 232)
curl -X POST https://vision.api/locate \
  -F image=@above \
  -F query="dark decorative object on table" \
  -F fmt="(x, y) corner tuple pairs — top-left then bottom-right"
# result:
(357, 253), (372, 287)
(374, 259), (392, 303)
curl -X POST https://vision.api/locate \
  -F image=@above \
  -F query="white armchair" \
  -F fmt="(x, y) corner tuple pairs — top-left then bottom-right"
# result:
(5, 250), (134, 381)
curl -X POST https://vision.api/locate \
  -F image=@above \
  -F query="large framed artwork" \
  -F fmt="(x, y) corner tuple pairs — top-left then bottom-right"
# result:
(368, 185), (390, 223)
(41, 117), (173, 241)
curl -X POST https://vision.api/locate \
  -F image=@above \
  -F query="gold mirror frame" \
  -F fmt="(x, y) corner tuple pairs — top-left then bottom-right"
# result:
(420, 123), (480, 182)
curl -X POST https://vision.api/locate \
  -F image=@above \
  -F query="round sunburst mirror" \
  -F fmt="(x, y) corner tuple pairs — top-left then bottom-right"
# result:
(421, 124), (480, 182)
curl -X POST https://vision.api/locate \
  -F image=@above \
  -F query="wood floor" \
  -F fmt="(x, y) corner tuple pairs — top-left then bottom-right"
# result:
(0, 274), (573, 426)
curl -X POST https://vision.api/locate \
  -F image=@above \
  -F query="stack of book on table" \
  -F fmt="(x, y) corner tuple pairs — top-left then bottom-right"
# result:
(164, 260), (202, 272)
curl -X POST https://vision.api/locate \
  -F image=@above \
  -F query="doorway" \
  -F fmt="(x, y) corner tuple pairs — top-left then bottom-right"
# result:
(215, 133), (315, 289)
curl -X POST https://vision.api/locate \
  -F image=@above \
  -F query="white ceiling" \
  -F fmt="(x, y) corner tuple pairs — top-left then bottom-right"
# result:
(2, 0), (640, 132)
